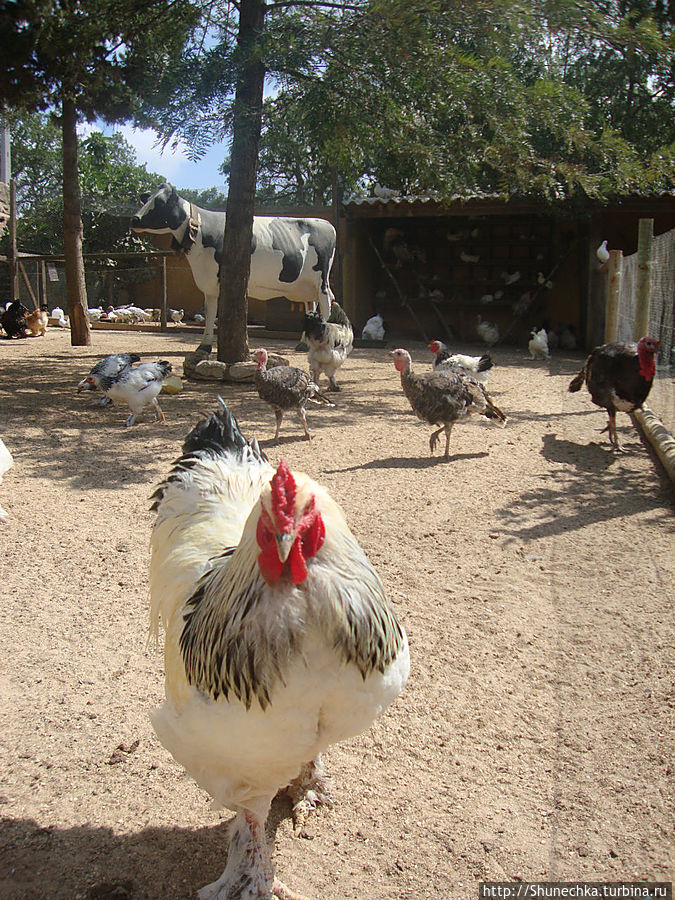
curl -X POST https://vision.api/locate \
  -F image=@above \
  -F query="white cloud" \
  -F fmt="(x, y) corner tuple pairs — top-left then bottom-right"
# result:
(116, 124), (188, 179)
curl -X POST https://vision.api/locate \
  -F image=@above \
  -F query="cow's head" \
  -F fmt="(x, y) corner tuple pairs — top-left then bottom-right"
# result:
(131, 184), (187, 234)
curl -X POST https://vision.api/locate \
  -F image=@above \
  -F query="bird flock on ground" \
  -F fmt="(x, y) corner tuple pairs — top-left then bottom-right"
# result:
(0, 293), (663, 900)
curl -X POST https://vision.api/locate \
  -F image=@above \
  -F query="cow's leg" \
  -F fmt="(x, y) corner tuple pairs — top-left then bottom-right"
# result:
(318, 286), (334, 320)
(198, 293), (218, 353)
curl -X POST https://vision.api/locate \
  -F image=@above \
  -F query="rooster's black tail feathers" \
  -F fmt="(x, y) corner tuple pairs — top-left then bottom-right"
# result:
(182, 398), (267, 463)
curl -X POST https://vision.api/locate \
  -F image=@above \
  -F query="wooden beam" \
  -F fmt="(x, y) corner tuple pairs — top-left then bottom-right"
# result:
(160, 255), (168, 332)
(8, 179), (17, 302)
(634, 217), (653, 340)
(18, 260), (38, 308)
(604, 249), (623, 343)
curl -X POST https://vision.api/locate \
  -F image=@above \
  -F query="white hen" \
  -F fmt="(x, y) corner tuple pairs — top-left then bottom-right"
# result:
(0, 437), (14, 524)
(149, 401), (409, 900)
(528, 328), (550, 360)
(361, 313), (385, 341)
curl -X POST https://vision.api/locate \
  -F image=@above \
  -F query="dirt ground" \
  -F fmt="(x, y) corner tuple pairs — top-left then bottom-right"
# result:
(0, 326), (673, 900)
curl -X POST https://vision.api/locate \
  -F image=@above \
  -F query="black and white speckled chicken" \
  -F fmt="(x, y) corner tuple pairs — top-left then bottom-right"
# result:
(391, 348), (507, 459)
(568, 335), (659, 450)
(99, 360), (172, 427)
(148, 400), (409, 900)
(302, 302), (353, 391)
(253, 348), (334, 442)
(77, 353), (141, 406)
(428, 339), (494, 385)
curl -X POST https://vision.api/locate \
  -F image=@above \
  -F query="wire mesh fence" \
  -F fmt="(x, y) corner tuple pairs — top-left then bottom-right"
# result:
(0, 251), (205, 325)
(616, 227), (675, 435)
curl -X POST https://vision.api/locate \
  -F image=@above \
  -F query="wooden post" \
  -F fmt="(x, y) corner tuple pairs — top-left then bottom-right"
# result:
(40, 260), (48, 309)
(331, 167), (342, 304)
(604, 249), (623, 343)
(18, 261), (38, 308)
(634, 217), (653, 340)
(8, 179), (17, 302)
(160, 255), (168, 332)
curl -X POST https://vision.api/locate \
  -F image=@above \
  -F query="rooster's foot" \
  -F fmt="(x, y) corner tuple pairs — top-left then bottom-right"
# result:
(272, 879), (309, 900)
(286, 756), (334, 835)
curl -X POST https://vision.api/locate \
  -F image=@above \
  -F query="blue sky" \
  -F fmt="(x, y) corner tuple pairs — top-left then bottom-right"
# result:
(106, 123), (230, 193)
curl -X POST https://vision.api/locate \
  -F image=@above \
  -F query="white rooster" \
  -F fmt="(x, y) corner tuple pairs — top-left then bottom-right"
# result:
(302, 302), (353, 391)
(149, 401), (409, 900)
(99, 360), (172, 426)
(428, 339), (494, 385)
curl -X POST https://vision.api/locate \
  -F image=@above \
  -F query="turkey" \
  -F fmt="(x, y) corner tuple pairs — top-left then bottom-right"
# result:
(428, 339), (493, 385)
(302, 302), (353, 391)
(77, 353), (141, 406)
(99, 360), (172, 427)
(253, 348), (334, 442)
(391, 348), (507, 459)
(568, 336), (660, 450)
(148, 400), (409, 900)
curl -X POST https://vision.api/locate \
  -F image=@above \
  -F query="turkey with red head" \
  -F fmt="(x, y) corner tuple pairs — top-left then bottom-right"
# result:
(568, 335), (660, 450)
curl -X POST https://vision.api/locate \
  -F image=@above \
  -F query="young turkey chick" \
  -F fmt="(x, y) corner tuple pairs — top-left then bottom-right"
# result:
(253, 348), (334, 442)
(391, 348), (506, 459)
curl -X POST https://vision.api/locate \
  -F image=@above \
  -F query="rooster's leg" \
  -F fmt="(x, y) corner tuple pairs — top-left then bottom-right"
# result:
(153, 398), (166, 424)
(274, 410), (283, 441)
(298, 408), (311, 441)
(124, 412), (136, 427)
(198, 808), (308, 900)
(429, 426), (445, 455)
(327, 375), (340, 392)
(286, 754), (335, 835)
(90, 396), (112, 407)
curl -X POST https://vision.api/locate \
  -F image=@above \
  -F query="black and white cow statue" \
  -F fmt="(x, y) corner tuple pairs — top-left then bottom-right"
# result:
(131, 184), (336, 353)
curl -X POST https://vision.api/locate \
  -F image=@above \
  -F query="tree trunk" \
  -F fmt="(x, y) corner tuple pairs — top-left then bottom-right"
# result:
(62, 94), (91, 346)
(217, 0), (266, 363)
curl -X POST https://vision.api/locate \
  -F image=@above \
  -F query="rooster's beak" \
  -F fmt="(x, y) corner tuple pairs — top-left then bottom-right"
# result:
(275, 532), (295, 563)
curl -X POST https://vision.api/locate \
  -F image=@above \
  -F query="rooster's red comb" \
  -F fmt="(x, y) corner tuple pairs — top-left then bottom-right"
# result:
(270, 460), (296, 532)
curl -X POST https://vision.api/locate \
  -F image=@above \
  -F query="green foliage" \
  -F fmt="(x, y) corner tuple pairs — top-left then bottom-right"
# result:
(0, 0), (203, 126)
(3, 112), (163, 254)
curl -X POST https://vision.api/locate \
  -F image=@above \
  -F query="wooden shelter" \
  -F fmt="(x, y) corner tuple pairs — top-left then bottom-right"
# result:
(338, 193), (675, 348)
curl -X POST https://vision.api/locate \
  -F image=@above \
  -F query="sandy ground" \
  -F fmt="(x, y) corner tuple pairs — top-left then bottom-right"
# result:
(0, 326), (673, 900)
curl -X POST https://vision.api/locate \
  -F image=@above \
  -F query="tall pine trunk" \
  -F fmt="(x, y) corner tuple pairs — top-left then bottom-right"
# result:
(62, 94), (91, 346)
(217, 0), (266, 363)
